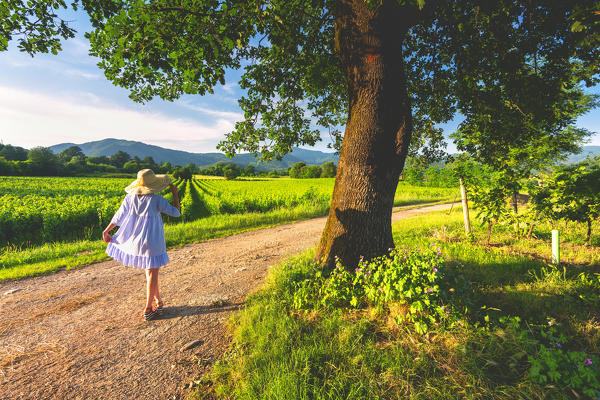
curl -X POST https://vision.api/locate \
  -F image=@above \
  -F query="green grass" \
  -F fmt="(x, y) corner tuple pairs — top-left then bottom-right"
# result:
(203, 209), (600, 399)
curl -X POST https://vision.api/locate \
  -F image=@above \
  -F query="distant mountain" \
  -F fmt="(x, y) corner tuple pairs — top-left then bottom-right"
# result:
(442, 146), (600, 165)
(49, 138), (338, 171)
(47, 139), (599, 169)
(565, 146), (600, 164)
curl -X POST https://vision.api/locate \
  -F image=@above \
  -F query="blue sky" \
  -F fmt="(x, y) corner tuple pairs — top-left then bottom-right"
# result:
(1, 10), (599, 155)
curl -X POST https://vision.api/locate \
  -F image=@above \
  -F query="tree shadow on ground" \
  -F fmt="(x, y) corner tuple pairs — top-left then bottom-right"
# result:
(446, 257), (600, 329)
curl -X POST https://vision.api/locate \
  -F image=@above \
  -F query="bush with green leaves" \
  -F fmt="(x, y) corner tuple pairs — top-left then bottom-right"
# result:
(172, 166), (193, 180)
(223, 163), (241, 180)
(423, 166), (459, 188)
(292, 246), (469, 334)
(320, 161), (336, 178)
(402, 167), (425, 185)
(528, 318), (600, 398)
(530, 158), (600, 245)
(471, 182), (512, 244)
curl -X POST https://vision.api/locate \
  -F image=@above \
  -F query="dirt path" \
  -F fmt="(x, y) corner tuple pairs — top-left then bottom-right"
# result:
(0, 203), (451, 400)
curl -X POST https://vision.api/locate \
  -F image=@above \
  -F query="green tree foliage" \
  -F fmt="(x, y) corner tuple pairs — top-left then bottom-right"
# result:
(423, 166), (458, 188)
(185, 163), (197, 173)
(320, 161), (336, 178)
(122, 160), (140, 173)
(27, 146), (60, 175)
(530, 158), (600, 245)
(403, 167), (424, 186)
(242, 164), (256, 177)
(58, 145), (85, 163)
(27, 146), (56, 164)
(173, 165), (194, 180)
(109, 151), (131, 168)
(450, 159), (514, 243)
(289, 162), (306, 179)
(159, 161), (172, 173)
(122, 156), (160, 173)
(0, 157), (15, 175)
(288, 162), (332, 179)
(65, 154), (89, 173)
(449, 7), (600, 195)
(402, 156), (429, 185)
(87, 155), (110, 165)
(471, 179), (512, 245)
(0, 144), (28, 161)
(223, 163), (241, 180)
(200, 164), (225, 177)
(304, 165), (322, 178)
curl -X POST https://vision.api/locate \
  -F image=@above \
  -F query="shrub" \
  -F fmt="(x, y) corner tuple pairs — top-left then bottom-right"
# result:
(528, 318), (600, 398)
(292, 246), (469, 334)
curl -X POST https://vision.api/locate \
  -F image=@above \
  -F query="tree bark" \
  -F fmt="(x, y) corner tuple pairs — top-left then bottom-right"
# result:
(315, 0), (415, 268)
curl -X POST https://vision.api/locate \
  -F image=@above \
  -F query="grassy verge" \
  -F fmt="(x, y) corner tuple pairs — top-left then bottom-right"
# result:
(201, 209), (600, 399)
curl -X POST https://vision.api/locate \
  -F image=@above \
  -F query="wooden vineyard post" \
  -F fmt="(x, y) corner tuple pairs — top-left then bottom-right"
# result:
(552, 230), (560, 265)
(460, 177), (471, 235)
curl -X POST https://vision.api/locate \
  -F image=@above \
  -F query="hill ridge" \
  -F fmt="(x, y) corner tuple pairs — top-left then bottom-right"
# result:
(49, 138), (339, 171)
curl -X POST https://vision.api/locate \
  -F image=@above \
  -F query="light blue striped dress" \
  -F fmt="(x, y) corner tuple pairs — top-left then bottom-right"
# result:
(106, 194), (181, 269)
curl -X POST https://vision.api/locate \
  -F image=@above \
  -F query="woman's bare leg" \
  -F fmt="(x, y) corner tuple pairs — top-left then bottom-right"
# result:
(153, 268), (162, 307)
(144, 269), (159, 313)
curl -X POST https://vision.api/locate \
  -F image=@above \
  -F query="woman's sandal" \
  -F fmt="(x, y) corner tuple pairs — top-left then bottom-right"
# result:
(143, 307), (160, 321)
(154, 300), (164, 315)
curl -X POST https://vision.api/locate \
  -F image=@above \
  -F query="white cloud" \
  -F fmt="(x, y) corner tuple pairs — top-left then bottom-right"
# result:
(221, 82), (238, 95)
(178, 100), (243, 120)
(66, 38), (92, 57)
(61, 68), (102, 80)
(5, 53), (102, 80)
(0, 85), (236, 152)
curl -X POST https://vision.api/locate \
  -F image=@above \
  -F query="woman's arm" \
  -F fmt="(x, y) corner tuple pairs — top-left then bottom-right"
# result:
(103, 223), (117, 243)
(170, 183), (180, 212)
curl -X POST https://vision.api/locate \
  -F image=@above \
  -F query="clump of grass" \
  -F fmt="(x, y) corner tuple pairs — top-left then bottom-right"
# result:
(0, 240), (109, 281)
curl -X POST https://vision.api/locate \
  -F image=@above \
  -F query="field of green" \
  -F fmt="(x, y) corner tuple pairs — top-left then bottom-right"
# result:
(0, 176), (457, 281)
(202, 208), (600, 399)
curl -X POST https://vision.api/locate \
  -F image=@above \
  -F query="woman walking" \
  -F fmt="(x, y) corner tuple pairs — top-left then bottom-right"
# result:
(102, 169), (180, 321)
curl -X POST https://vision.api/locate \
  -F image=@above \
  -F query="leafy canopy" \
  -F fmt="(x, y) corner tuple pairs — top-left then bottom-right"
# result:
(2, 1), (599, 160)
(531, 158), (600, 225)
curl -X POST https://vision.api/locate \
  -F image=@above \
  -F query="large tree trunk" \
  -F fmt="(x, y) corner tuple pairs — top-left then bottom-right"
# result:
(315, 1), (414, 269)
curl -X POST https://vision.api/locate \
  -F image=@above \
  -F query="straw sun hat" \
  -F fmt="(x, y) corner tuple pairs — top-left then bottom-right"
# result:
(125, 169), (171, 195)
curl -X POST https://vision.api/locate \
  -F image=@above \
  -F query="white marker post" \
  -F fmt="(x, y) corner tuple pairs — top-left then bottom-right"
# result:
(552, 230), (560, 265)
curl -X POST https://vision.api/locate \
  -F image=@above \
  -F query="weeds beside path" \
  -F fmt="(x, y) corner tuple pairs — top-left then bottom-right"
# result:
(0, 202), (451, 400)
